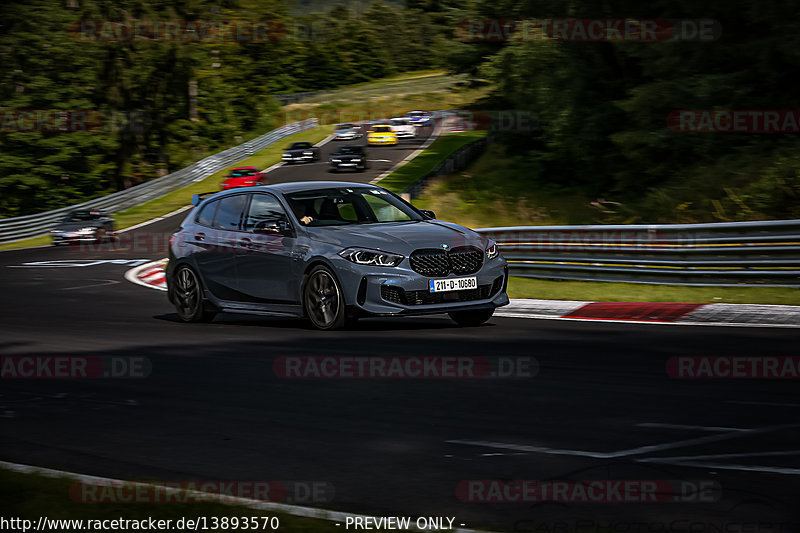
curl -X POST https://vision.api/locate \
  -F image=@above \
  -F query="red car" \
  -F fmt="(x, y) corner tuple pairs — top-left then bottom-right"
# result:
(219, 167), (268, 190)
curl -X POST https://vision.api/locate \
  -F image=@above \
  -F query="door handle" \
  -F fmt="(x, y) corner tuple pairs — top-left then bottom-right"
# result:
(238, 238), (252, 249)
(195, 232), (205, 242)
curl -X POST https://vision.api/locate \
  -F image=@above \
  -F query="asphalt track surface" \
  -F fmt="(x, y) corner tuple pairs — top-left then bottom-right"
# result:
(1, 126), (799, 531)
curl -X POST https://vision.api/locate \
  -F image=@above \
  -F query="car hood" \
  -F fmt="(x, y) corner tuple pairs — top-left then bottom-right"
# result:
(306, 220), (486, 254)
(285, 148), (312, 154)
(54, 221), (102, 232)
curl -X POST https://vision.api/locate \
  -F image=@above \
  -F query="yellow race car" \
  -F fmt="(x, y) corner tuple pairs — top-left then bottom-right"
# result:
(367, 124), (398, 146)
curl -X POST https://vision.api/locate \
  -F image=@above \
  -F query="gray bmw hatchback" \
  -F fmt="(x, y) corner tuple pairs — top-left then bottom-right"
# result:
(167, 182), (508, 330)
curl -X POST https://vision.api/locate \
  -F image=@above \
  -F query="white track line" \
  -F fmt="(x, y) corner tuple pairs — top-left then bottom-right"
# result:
(448, 423), (800, 460)
(371, 123), (442, 185)
(636, 423), (749, 432)
(0, 460), (491, 533)
(116, 205), (192, 234)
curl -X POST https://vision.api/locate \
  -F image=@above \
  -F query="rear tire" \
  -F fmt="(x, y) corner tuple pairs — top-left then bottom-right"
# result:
(173, 266), (216, 323)
(448, 308), (494, 327)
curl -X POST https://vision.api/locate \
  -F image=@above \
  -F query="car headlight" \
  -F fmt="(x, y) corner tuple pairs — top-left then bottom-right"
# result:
(283, 153), (291, 157)
(331, 158), (342, 162)
(338, 247), (404, 267)
(351, 158), (361, 162)
(78, 227), (97, 234)
(486, 240), (499, 259)
(303, 151), (313, 155)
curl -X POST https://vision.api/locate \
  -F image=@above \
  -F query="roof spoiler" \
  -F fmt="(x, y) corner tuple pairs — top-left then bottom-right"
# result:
(191, 191), (218, 206)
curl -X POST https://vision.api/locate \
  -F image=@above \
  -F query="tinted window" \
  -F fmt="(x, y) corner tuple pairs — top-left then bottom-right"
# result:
(212, 195), (247, 230)
(64, 211), (102, 222)
(196, 201), (218, 227)
(337, 146), (363, 155)
(243, 194), (288, 232)
(231, 169), (256, 177)
(285, 187), (422, 227)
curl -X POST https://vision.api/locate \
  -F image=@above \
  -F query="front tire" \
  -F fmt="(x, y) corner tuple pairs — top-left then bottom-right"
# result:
(448, 308), (494, 327)
(173, 266), (216, 323)
(303, 265), (347, 330)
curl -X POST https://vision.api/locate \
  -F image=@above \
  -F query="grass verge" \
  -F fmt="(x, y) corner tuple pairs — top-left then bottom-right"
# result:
(378, 131), (487, 193)
(507, 277), (800, 305)
(413, 143), (596, 228)
(0, 468), (332, 532)
(0, 126), (333, 252)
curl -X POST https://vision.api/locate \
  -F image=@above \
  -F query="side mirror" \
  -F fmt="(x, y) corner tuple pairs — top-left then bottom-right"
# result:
(419, 209), (436, 220)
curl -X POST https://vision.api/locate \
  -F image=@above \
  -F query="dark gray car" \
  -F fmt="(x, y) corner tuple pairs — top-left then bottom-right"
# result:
(51, 209), (114, 245)
(281, 141), (320, 164)
(166, 182), (508, 330)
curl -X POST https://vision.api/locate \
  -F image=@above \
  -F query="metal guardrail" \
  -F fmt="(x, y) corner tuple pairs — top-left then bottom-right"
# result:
(403, 136), (489, 200)
(475, 220), (800, 286)
(0, 118), (319, 243)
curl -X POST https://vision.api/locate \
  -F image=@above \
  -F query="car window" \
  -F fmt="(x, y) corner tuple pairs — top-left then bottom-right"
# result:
(286, 188), (422, 227)
(64, 211), (101, 222)
(363, 194), (413, 222)
(196, 200), (218, 227)
(243, 194), (288, 232)
(373, 126), (391, 132)
(212, 195), (247, 230)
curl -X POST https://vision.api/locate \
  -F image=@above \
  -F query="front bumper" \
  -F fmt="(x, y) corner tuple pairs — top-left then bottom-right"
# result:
(333, 256), (509, 317)
(330, 160), (364, 170)
(282, 154), (314, 162)
(52, 233), (99, 244)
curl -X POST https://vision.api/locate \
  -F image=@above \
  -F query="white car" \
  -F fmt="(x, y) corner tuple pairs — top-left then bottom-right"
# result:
(333, 123), (363, 141)
(389, 118), (416, 139)
(405, 110), (433, 127)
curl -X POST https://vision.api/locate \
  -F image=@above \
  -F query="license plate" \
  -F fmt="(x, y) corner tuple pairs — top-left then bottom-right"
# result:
(429, 276), (478, 293)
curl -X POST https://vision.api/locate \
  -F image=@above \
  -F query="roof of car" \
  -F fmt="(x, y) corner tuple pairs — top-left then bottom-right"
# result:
(259, 181), (382, 194)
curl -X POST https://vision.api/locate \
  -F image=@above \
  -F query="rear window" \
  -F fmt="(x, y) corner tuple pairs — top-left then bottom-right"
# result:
(196, 201), (218, 227)
(212, 195), (247, 230)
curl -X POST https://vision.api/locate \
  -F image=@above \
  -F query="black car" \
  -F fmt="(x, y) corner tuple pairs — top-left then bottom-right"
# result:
(281, 141), (320, 164)
(329, 145), (369, 172)
(51, 209), (115, 245)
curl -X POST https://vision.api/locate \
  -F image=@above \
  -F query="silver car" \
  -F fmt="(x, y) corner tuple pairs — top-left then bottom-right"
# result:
(167, 182), (508, 330)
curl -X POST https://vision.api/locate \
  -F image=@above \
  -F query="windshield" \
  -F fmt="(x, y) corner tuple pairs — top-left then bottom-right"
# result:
(372, 126), (392, 133)
(63, 211), (101, 222)
(335, 124), (354, 130)
(285, 187), (423, 227)
(336, 147), (363, 155)
(230, 169), (256, 177)
(289, 142), (311, 149)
